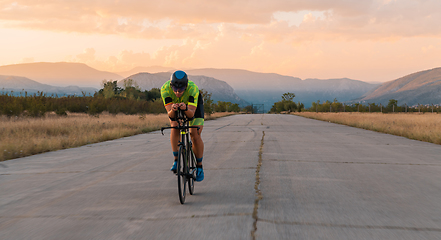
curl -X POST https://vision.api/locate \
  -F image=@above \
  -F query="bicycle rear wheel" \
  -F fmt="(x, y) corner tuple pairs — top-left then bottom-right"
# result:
(177, 145), (187, 204)
(188, 147), (196, 195)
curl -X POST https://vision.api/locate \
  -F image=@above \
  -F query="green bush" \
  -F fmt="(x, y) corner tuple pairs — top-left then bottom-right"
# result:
(270, 92), (299, 113)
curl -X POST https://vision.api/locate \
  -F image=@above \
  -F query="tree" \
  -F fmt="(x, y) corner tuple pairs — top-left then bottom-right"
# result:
(270, 92), (298, 113)
(270, 101), (285, 113)
(387, 99), (398, 110)
(298, 102), (304, 112)
(120, 79), (141, 100)
(283, 101), (297, 112)
(122, 79), (140, 90)
(244, 105), (254, 113)
(281, 92), (295, 101)
(145, 88), (161, 101)
(99, 80), (123, 98)
(228, 103), (240, 112)
(331, 98), (342, 112)
(200, 89), (214, 115)
(214, 101), (231, 112)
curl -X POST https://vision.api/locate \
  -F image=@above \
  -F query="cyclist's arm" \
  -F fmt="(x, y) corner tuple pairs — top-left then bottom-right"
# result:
(165, 103), (177, 119)
(184, 104), (196, 119)
(176, 103), (196, 119)
(165, 103), (195, 118)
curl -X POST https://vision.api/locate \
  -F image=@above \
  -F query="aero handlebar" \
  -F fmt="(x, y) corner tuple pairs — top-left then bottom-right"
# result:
(161, 109), (200, 135)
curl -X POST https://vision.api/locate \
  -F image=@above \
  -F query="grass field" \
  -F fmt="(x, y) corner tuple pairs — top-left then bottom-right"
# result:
(295, 112), (441, 145)
(0, 112), (235, 162)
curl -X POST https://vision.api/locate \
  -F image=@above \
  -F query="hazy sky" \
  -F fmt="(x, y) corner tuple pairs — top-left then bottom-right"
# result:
(1, 0), (441, 82)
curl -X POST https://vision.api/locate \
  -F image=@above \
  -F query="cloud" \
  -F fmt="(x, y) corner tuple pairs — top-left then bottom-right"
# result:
(119, 50), (151, 67)
(72, 49), (153, 72)
(1, 0), (441, 42)
(66, 31), (441, 84)
(5, 0), (440, 82)
(76, 48), (96, 62)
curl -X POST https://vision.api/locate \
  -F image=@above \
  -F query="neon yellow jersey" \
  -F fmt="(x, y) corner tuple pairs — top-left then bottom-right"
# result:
(161, 80), (200, 108)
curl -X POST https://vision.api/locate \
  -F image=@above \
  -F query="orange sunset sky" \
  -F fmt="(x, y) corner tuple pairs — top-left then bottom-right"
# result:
(1, 0), (441, 83)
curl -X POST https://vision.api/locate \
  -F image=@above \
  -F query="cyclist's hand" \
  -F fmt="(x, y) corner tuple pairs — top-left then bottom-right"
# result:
(178, 103), (187, 111)
(172, 104), (179, 111)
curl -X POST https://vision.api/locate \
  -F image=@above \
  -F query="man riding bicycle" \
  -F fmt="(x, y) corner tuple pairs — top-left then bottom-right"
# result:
(161, 70), (204, 182)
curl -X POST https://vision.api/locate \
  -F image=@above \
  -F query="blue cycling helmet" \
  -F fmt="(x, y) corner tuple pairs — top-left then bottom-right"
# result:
(170, 70), (188, 89)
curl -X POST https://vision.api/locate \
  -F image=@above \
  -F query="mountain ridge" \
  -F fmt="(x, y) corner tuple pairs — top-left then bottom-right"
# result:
(185, 68), (303, 91)
(116, 66), (176, 78)
(2, 62), (439, 108)
(357, 67), (441, 105)
(183, 68), (379, 107)
(0, 62), (122, 88)
(0, 75), (98, 96)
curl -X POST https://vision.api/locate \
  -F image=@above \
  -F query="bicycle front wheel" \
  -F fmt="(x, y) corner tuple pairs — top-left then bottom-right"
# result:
(177, 145), (187, 204)
(188, 147), (196, 195)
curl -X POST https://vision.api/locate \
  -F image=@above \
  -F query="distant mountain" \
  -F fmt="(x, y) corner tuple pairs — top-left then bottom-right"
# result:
(121, 72), (249, 106)
(185, 68), (302, 91)
(116, 66), (176, 78)
(184, 69), (378, 108)
(0, 62), (122, 88)
(293, 78), (380, 107)
(356, 67), (441, 106)
(0, 62), (385, 109)
(0, 75), (97, 96)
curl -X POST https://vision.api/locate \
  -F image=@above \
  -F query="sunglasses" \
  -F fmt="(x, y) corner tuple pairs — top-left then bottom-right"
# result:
(171, 85), (186, 92)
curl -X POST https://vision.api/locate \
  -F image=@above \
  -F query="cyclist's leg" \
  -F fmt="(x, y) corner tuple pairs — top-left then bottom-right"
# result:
(189, 124), (204, 165)
(190, 94), (205, 166)
(190, 119), (204, 182)
(169, 119), (180, 171)
(190, 94), (205, 181)
(169, 119), (179, 153)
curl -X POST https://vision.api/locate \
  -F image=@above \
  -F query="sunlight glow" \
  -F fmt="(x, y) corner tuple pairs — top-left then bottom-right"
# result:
(0, 0), (440, 82)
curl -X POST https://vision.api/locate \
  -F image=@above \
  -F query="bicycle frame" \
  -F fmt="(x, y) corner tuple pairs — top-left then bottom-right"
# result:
(161, 109), (200, 151)
(161, 109), (200, 203)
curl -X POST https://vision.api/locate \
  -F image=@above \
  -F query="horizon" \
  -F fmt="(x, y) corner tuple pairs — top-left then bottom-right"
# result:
(1, 1), (441, 84)
(0, 61), (392, 84)
(1, 61), (439, 85)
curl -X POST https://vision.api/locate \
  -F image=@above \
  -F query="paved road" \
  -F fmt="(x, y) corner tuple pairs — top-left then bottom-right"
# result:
(1, 114), (441, 240)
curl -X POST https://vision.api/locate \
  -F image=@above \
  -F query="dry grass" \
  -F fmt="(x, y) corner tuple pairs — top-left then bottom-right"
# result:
(205, 112), (237, 120)
(294, 112), (441, 145)
(0, 111), (236, 161)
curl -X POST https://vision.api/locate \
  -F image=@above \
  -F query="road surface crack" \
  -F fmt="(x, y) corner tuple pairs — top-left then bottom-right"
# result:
(215, 123), (232, 131)
(251, 131), (265, 240)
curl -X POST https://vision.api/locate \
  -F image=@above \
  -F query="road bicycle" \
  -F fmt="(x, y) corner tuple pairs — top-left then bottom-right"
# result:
(161, 109), (200, 204)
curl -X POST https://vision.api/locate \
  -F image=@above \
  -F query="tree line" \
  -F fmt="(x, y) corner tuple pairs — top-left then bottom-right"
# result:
(0, 89), (165, 118)
(269, 93), (440, 114)
(5, 82), (438, 118)
(309, 99), (441, 113)
(0, 79), (246, 118)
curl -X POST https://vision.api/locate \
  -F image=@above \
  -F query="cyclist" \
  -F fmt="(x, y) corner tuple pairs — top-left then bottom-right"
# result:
(161, 70), (205, 182)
